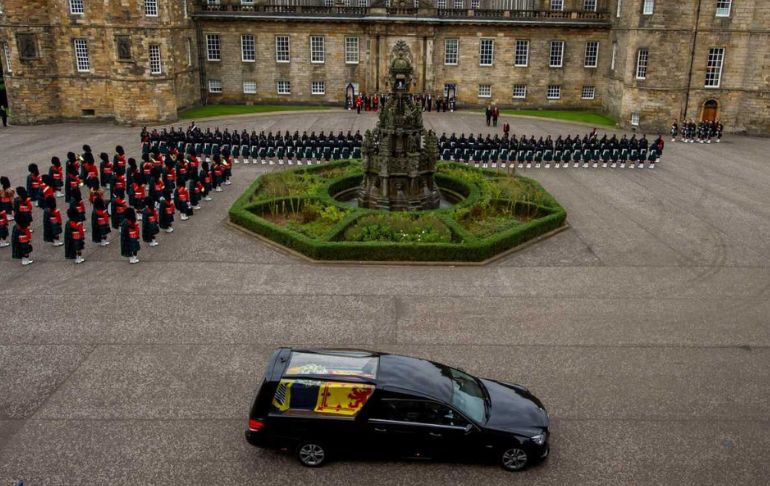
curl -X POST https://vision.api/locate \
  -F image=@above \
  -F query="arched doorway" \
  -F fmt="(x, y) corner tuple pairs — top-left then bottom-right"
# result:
(702, 99), (718, 122)
(344, 83), (356, 109)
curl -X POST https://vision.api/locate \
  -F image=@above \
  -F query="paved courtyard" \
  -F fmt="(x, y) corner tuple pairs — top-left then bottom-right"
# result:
(0, 111), (769, 485)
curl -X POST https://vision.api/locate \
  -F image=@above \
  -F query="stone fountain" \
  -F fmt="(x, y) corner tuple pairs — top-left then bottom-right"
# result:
(357, 41), (441, 211)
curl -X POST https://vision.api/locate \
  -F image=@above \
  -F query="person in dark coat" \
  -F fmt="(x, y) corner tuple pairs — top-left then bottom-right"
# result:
(42, 196), (63, 246)
(120, 207), (141, 264)
(110, 189), (128, 230)
(49, 157), (64, 198)
(13, 187), (33, 228)
(91, 197), (111, 245)
(141, 196), (160, 247)
(159, 189), (175, 233)
(11, 220), (33, 265)
(64, 207), (85, 264)
(0, 206), (9, 248)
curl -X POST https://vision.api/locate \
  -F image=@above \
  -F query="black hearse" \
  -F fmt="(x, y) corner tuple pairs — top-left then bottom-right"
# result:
(245, 348), (549, 471)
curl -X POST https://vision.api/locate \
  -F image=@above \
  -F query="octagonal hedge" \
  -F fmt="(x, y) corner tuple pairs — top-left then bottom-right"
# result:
(228, 161), (566, 263)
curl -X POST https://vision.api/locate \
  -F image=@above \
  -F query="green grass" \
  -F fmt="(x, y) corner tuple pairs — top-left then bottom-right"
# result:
(178, 104), (334, 120)
(494, 110), (617, 127)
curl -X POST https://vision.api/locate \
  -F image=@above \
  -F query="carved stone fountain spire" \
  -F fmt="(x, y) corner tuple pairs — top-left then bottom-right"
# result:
(357, 40), (441, 211)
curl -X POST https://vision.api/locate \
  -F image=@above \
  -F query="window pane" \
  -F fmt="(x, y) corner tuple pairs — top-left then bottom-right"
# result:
(705, 47), (725, 87)
(243, 81), (257, 94)
(479, 39), (494, 66)
(584, 41), (599, 67)
(513, 84), (527, 99)
(515, 40), (529, 67)
(310, 36), (325, 64)
(74, 39), (90, 72)
(478, 84), (491, 98)
(550, 41), (564, 67)
(643, 0), (654, 15)
(69, 0), (84, 15)
(445, 38), (458, 65)
(149, 44), (161, 74)
(547, 84), (561, 99)
(345, 37), (359, 64)
(144, 0), (158, 17)
(241, 34), (255, 62)
(581, 86), (596, 99)
(636, 48), (648, 79)
(716, 0), (732, 17)
(311, 81), (325, 95)
(206, 34), (220, 61)
(276, 36), (290, 62)
(208, 79), (222, 93)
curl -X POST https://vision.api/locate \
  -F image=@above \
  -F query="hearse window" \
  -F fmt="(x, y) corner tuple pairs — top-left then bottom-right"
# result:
(284, 352), (378, 381)
(372, 399), (468, 427)
(271, 379), (374, 418)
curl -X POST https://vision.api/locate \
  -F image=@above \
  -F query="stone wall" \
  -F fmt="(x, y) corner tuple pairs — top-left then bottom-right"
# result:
(0, 0), (768, 134)
(0, 0), (201, 125)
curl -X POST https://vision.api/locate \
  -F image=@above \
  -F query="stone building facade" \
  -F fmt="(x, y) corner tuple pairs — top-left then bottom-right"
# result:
(1, 0), (768, 134)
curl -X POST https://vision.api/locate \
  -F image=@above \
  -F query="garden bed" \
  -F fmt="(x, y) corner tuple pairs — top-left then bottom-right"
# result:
(229, 161), (566, 262)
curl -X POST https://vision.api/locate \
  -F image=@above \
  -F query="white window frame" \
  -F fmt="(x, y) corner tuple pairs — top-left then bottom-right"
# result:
(241, 0), (255, 4)
(478, 84), (492, 98)
(311, 81), (326, 95)
(73, 38), (90, 72)
(69, 0), (84, 15)
(3, 44), (11, 73)
(444, 38), (458, 66)
(631, 112), (640, 126)
(471, 0), (479, 8)
(144, 0), (158, 17)
(616, 0), (622, 17)
(310, 35), (325, 64)
(547, 85), (561, 100)
(705, 47), (725, 88)
(584, 0), (597, 11)
(436, 0), (446, 7)
(584, 41), (599, 68)
(453, 0), (463, 8)
(514, 40), (529, 67)
(479, 38), (494, 66)
(183, 0), (188, 18)
(206, 34), (221, 61)
(611, 41), (617, 71)
(243, 81), (257, 94)
(277, 81), (291, 95)
(642, 0), (654, 15)
(241, 34), (256, 62)
(208, 79), (222, 94)
(149, 44), (162, 75)
(635, 48), (648, 80)
(512, 84), (527, 99)
(275, 36), (290, 63)
(345, 37), (359, 64)
(715, 0), (732, 17)
(549, 40), (564, 68)
(581, 86), (596, 100)
(550, 0), (564, 11)
(186, 38), (193, 67)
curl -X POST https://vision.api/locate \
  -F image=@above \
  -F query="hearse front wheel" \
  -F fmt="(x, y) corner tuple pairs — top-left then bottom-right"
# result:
(297, 441), (327, 468)
(500, 446), (529, 472)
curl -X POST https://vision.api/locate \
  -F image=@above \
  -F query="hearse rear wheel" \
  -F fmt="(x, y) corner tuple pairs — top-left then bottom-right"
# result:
(297, 441), (327, 468)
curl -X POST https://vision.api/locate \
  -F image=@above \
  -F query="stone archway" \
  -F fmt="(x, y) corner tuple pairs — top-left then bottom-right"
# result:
(702, 99), (719, 122)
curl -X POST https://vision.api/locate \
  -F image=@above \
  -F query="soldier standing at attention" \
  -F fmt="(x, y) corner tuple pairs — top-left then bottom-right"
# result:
(120, 207), (141, 264)
(64, 207), (86, 264)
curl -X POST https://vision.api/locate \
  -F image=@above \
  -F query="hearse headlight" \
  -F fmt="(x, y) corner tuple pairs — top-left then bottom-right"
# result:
(531, 433), (546, 446)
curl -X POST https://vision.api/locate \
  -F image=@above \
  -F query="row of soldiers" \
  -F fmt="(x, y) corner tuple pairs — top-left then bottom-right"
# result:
(670, 120), (724, 143)
(143, 126), (365, 151)
(437, 131), (666, 167)
(0, 143), (234, 266)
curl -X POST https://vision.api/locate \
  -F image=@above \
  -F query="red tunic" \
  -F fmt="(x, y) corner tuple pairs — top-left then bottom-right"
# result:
(132, 183), (146, 200)
(70, 221), (85, 240)
(176, 187), (189, 202)
(128, 221), (140, 239)
(50, 208), (62, 225)
(51, 166), (63, 182)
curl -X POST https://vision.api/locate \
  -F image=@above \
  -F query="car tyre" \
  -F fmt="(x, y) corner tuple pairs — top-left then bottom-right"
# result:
(296, 441), (327, 468)
(500, 446), (529, 472)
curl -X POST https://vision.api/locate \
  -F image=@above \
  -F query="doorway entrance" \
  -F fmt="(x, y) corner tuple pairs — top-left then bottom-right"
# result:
(344, 83), (357, 109)
(702, 99), (718, 122)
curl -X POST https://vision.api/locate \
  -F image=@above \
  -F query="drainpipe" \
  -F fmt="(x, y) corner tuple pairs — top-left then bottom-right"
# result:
(683, 0), (703, 120)
(194, 17), (207, 106)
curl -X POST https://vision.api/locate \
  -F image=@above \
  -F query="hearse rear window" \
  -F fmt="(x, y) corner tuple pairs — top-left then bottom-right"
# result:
(284, 352), (378, 381)
(271, 379), (375, 418)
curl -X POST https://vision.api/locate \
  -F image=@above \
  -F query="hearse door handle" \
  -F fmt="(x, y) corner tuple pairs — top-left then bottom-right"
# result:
(429, 432), (442, 437)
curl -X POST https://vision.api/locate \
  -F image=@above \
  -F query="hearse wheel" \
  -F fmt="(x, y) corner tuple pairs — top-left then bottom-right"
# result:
(500, 446), (529, 472)
(297, 441), (327, 468)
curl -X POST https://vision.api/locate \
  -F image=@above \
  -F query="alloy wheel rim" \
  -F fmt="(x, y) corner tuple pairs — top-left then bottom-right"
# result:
(299, 444), (325, 466)
(502, 448), (528, 470)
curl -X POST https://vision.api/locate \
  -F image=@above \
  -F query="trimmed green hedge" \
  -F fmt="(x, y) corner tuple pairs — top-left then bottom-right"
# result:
(229, 161), (566, 262)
